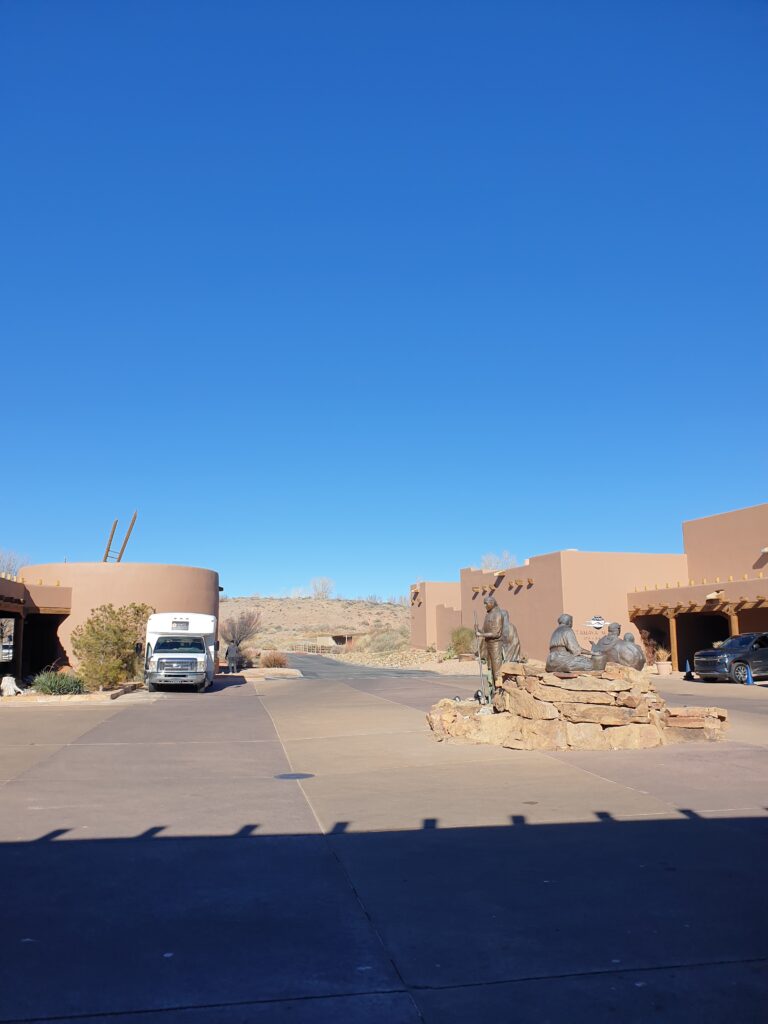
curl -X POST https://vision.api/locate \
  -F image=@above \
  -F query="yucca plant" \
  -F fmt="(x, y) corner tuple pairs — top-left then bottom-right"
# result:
(33, 671), (86, 695)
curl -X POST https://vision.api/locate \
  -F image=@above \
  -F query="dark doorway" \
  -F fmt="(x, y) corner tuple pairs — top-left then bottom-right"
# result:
(676, 613), (729, 671)
(631, 614), (669, 662)
(737, 607), (768, 634)
(0, 612), (22, 680)
(21, 614), (68, 678)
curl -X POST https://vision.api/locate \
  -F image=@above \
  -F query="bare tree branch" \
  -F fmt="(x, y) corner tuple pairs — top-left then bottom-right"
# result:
(310, 577), (334, 599)
(0, 549), (28, 576)
(220, 609), (262, 647)
(479, 550), (516, 571)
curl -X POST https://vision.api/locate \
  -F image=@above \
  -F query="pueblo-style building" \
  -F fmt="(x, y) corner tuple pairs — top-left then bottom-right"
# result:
(410, 503), (768, 671)
(0, 562), (220, 681)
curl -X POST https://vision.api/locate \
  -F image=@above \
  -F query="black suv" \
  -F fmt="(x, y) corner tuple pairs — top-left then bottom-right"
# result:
(694, 632), (768, 683)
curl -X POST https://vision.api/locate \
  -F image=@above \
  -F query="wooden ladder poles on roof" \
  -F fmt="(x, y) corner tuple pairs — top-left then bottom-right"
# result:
(102, 512), (138, 562)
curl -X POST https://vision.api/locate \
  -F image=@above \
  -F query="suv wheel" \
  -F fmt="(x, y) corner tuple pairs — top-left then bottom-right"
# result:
(729, 661), (750, 684)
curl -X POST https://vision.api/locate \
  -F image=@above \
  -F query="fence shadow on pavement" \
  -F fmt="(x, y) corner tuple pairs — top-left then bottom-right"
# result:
(1, 813), (766, 1023)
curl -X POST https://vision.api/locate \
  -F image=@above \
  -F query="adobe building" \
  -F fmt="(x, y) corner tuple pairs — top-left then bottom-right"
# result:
(411, 503), (768, 671)
(629, 504), (768, 671)
(410, 581), (462, 650)
(0, 562), (220, 680)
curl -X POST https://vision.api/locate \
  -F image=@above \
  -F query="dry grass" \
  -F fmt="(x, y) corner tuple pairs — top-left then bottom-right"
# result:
(220, 595), (409, 647)
(260, 650), (288, 668)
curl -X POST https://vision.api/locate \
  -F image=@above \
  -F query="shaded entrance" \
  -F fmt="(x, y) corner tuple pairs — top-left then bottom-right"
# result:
(630, 614), (670, 662)
(675, 613), (729, 671)
(21, 613), (68, 677)
(0, 612), (22, 680)
(737, 607), (768, 635)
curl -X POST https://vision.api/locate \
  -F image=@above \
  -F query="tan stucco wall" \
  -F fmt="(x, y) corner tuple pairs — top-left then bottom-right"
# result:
(684, 503), (768, 582)
(410, 585), (427, 648)
(459, 551), (688, 662)
(18, 562), (220, 666)
(410, 505), (766, 664)
(435, 604), (462, 650)
(562, 551), (689, 650)
(460, 556), (565, 663)
(410, 581), (461, 649)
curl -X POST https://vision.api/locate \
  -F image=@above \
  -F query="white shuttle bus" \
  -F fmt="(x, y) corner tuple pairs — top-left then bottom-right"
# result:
(142, 612), (218, 692)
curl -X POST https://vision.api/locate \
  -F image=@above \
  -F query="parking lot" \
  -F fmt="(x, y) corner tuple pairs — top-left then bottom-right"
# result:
(1, 658), (766, 1023)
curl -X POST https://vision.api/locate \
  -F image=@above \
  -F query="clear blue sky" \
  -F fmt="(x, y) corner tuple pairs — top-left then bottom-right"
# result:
(2, 1), (766, 598)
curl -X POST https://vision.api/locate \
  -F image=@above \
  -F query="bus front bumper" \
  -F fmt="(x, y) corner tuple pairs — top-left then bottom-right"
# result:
(147, 671), (207, 688)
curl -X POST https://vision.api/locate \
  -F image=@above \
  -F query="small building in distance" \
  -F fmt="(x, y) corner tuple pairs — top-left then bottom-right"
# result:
(1, 562), (220, 680)
(410, 503), (768, 670)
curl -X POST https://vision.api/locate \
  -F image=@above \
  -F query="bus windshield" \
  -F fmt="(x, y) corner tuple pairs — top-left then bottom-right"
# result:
(154, 636), (206, 654)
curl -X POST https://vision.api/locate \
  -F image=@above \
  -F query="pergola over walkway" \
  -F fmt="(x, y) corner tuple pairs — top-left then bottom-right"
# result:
(0, 575), (72, 679)
(630, 576), (768, 670)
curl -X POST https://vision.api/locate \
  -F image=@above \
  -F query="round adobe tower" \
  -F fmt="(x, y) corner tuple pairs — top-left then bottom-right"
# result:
(18, 562), (220, 666)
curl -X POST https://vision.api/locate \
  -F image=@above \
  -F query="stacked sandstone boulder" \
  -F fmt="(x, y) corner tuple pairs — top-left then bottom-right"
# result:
(427, 661), (727, 751)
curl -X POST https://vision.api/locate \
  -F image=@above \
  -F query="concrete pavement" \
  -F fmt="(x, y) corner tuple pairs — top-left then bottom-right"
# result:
(0, 659), (766, 1022)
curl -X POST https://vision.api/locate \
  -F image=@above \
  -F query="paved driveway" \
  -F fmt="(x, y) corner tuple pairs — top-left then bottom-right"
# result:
(0, 660), (766, 1022)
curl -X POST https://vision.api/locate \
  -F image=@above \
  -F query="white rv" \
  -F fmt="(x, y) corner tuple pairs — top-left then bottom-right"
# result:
(142, 612), (218, 692)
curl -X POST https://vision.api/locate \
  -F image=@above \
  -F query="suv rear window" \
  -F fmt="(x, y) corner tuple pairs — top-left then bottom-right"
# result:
(719, 635), (756, 651)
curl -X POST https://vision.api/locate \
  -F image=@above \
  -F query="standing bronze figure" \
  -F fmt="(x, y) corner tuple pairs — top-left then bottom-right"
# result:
(501, 607), (523, 665)
(475, 594), (506, 687)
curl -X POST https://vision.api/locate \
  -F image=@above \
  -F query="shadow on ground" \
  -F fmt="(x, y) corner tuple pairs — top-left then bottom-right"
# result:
(1, 814), (766, 1022)
(150, 674), (250, 695)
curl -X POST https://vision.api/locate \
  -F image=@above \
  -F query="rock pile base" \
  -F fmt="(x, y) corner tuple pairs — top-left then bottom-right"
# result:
(427, 661), (727, 751)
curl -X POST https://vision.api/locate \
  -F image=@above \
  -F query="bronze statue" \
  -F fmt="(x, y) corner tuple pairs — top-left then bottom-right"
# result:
(591, 622), (646, 670)
(501, 607), (523, 665)
(615, 631), (646, 670)
(592, 622), (622, 661)
(475, 594), (505, 686)
(546, 613), (596, 673)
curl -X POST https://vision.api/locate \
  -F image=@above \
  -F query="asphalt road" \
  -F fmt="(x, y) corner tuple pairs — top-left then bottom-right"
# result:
(0, 659), (766, 1023)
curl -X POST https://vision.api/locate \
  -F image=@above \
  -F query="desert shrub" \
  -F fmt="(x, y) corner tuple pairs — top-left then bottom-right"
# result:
(220, 609), (262, 647)
(358, 628), (409, 654)
(654, 646), (671, 663)
(33, 670), (86, 695)
(260, 650), (288, 668)
(71, 603), (154, 691)
(450, 626), (475, 656)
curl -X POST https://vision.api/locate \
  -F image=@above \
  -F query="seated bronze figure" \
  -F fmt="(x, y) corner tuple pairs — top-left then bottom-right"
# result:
(591, 622), (646, 671)
(546, 614), (596, 673)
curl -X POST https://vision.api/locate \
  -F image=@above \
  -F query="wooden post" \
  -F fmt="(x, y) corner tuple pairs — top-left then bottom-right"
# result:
(102, 519), (118, 562)
(116, 511), (138, 562)
(668, 614), (679, 671)
(728, 610), (740, 637)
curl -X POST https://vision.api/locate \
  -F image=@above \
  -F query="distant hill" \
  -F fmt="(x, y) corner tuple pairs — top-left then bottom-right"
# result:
(219, 595), (409, 649)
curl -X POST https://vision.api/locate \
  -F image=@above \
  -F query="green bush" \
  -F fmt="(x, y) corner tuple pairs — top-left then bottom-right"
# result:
(33, 671), (86, 695)
(450, 626), (475, 656)
(71, 603), (154, 691)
